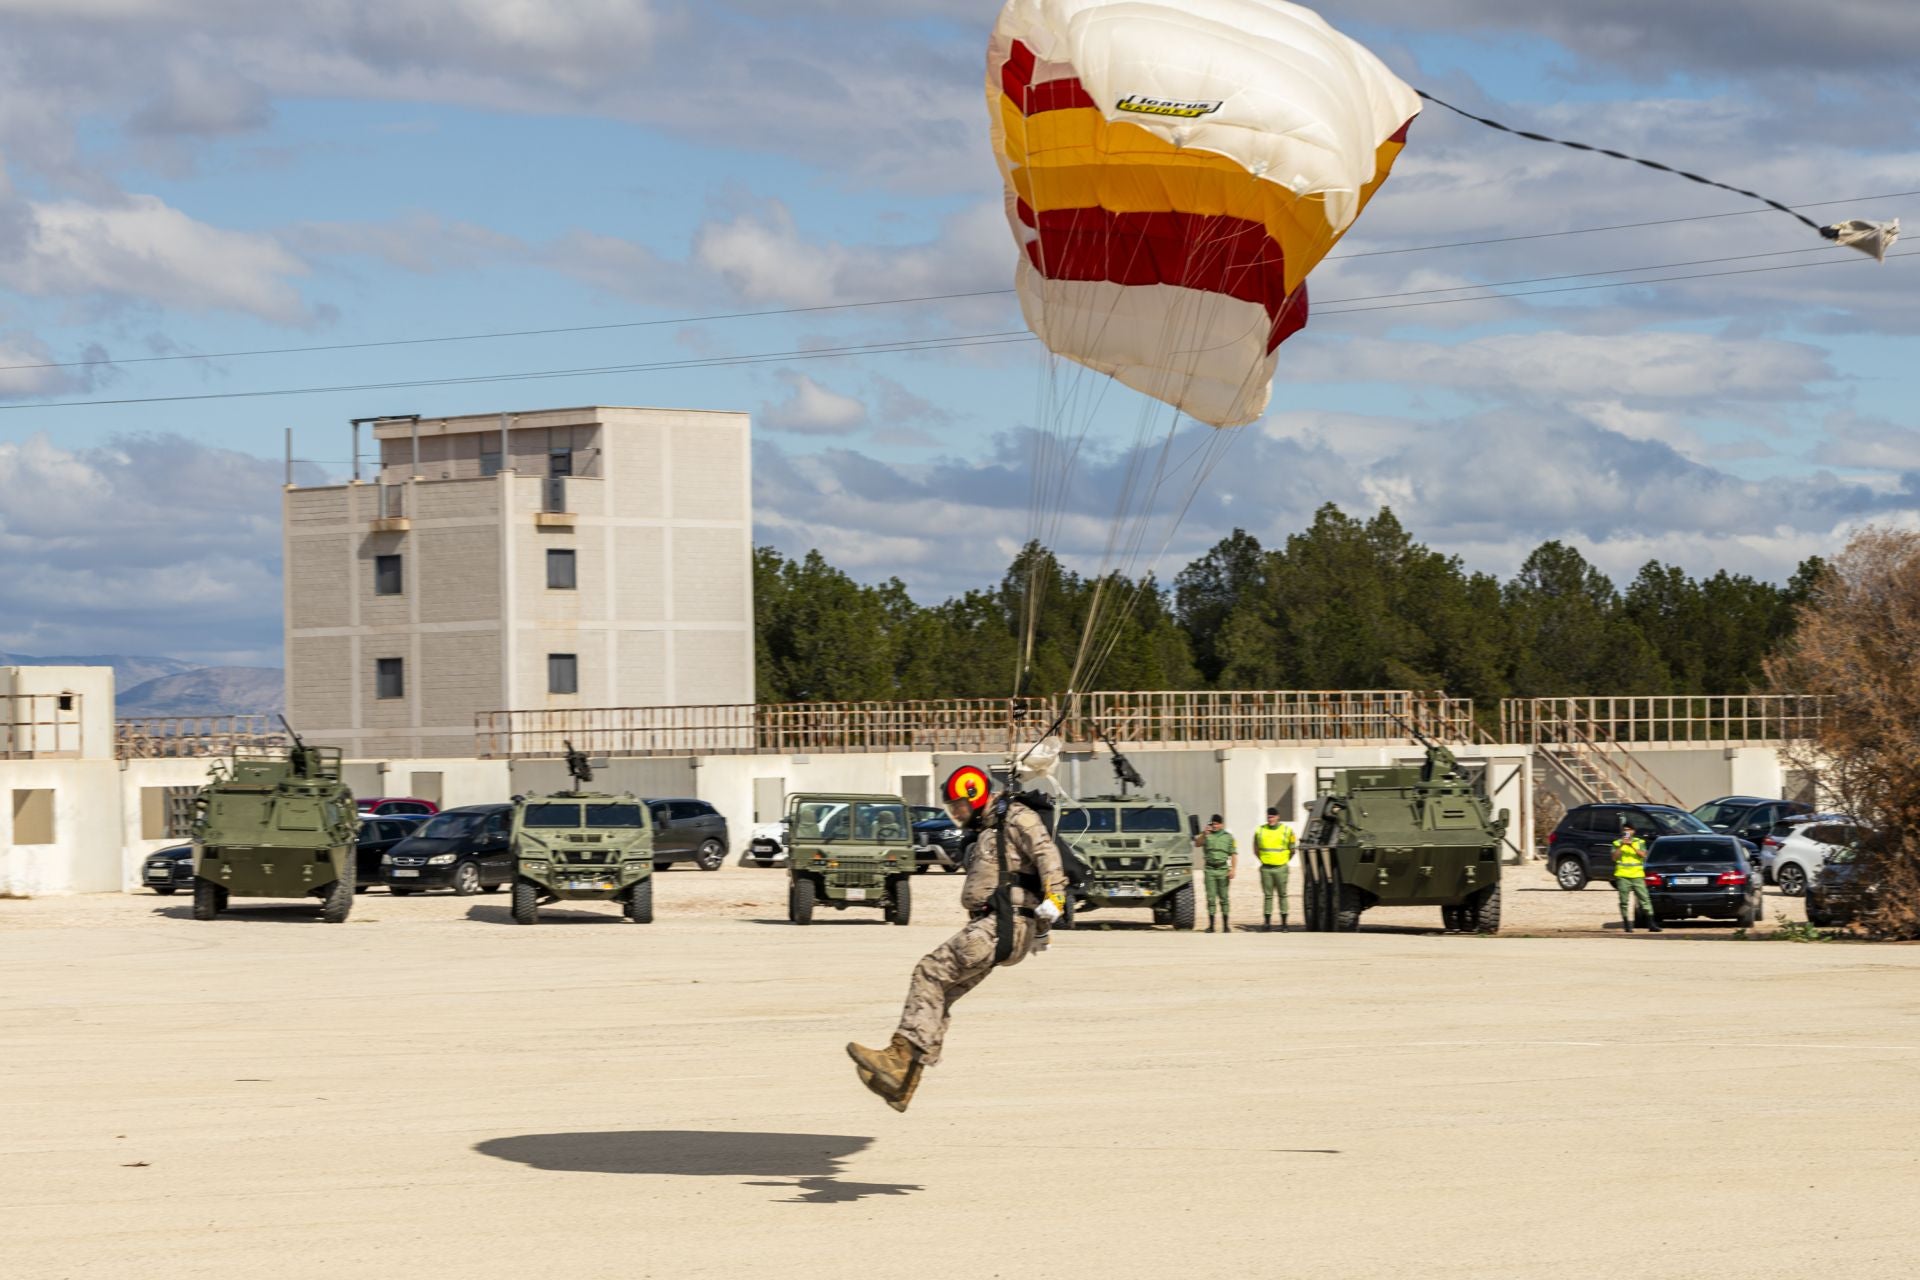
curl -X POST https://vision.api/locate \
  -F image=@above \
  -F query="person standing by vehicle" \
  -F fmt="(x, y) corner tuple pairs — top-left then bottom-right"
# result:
(846, 766), (1067, 1113)
(1612, 821), (1661, 934)
(1253, 807), (1295, 932)
(1196, 814), (1237, 933)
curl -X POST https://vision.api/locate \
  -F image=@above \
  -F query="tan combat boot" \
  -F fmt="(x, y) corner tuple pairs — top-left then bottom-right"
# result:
(846, 1034), (921, 1111)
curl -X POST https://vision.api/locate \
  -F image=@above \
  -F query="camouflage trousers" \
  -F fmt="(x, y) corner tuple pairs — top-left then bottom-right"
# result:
(896, 913), (1039, 1066)
(1204, 867), (1232, 915)
(1615, 876), (1653, 921)
(1259, 863), (1291, 916)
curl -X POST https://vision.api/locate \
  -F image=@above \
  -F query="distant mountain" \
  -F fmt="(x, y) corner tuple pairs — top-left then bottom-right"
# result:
(0, 651), (203, 690)
(117, 668), (286, 718)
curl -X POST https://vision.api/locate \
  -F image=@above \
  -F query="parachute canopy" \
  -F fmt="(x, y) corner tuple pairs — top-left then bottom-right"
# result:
(988, 0), (1419, 428)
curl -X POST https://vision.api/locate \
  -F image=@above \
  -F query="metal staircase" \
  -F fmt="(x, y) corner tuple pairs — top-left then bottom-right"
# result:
(1534, 713), (1681, 809)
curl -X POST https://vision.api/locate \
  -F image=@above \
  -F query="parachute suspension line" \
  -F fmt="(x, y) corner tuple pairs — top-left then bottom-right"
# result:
(1415, 89), (1828, 235)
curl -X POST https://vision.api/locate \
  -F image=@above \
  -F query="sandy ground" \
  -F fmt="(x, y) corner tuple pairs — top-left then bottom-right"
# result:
(5, 863), (1916, 1280)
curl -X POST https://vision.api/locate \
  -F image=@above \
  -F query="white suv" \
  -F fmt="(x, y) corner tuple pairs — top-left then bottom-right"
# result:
(1769, 816), (1866, 897)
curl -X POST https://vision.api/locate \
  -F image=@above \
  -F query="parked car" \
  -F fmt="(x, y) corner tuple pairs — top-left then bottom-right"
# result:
(141, 843), (194, 894)
(646, 798), (729, 870)
(1769, 816), (1866, 898)
(743, 818), (788, 867)
(354, 814), (429, 891)
(1691, 796), (1814, 852)
(910, 805), (968, 873)
(1805, 847), (1873, 927)
(356, 797), (439, 818)
(380, 804), (514, 894)
(1545, 803), (1723, 890)
(1642, 835), (1762, 928)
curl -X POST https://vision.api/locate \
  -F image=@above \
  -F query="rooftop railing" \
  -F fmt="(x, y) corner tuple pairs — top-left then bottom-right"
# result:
(116, 716), (288, 760)
(1499, 695), (1824, 747)
(476, 690), (1475, 759)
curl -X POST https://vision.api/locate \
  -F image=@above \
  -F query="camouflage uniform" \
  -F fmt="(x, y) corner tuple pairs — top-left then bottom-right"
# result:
(895, 800), (1067, 1066)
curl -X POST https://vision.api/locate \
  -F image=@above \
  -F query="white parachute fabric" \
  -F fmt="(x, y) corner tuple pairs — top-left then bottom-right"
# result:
(1824, 217), (1900, 262)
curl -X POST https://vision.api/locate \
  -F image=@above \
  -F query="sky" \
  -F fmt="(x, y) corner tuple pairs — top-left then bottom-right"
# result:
(0, 0), (1914, 666)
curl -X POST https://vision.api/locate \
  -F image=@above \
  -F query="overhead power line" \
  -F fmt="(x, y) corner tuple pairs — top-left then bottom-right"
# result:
(2, 249), (1907, 413)
(1, 188), (1911, 377)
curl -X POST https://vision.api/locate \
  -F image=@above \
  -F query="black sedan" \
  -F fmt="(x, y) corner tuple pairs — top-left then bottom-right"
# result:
(1643, 835), (1763, 928)
(141, 843), (195, 894)
(354, 815), (429, 891)
(380, 804), (515, 895)
(911, 806), (968, 874)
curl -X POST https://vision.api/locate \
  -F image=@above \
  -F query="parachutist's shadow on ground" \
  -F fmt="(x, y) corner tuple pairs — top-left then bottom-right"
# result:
(475, 1130), (922, 1204)
(740, 918), (890, 927)
(463, 905), (627, 925)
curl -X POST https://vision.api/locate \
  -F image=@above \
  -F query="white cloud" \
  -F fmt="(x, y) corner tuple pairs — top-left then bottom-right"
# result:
(5, 192), (311, 323)
(0, 433), (298, 663)
(759, 370), (869, 436)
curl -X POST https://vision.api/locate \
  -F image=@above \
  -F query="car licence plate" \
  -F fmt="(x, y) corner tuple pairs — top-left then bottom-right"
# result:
(1675, 876), (1709, 886)
(392, 869), (420, 877)
(845, 888), (867, 901)
(568, 880), (613, 891)
(1108, 885), (1144, 897)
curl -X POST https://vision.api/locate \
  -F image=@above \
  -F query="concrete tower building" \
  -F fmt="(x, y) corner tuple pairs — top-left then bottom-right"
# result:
(282, 406), (753, 757)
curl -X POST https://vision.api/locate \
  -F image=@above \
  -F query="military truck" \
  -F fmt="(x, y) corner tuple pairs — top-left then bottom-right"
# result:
(1297, 732), (1509, 934)
(509, 744), (654, 925)
(1053, 738), (1199, 930)
(190, 721), (358, 923)
(785, 793), (914, 925)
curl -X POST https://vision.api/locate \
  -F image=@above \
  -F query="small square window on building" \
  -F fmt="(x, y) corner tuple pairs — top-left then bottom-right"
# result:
(12, 788), (56, 845)
(547, 548), (577, 590)
(374, 553), (403, 596)
(376, 657), (406, 699)
(548, 653), (579, 695)
(549, 446), (574, 477)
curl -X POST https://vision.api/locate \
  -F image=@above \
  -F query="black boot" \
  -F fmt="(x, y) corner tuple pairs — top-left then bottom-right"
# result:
(1264, 915), (1273, 933)
(1279, 917), (1288, 932)
(1222, 914), (1230, 933)
(1206, 916), (1216, 934)
(1647, 915), (1663, 933)
(1622, 918), (1634, 934)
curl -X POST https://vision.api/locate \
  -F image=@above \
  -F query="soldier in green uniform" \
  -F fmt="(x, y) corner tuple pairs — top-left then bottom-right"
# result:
(1195, 814), (1237, 933)
(1612, 821), (1662, 934)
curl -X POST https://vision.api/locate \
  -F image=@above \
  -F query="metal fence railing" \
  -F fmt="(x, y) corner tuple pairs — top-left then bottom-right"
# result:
(1, 693), (85, 759)
(476, 690), (1475, 759)
(116, 716), (288, 760)
(1499, 695), (1823, 746)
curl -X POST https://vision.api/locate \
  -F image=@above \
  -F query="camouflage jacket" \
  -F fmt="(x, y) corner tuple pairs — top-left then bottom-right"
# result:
(961, 802), (1067, 913)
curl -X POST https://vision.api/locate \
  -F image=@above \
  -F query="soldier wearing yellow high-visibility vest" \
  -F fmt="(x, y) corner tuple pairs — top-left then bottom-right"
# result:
(1253, 807), (1296, 932)
(1612, 822), (1662, 934)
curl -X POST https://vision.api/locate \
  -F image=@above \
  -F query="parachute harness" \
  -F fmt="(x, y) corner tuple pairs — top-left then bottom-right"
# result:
(1415, 90), (1899, 259)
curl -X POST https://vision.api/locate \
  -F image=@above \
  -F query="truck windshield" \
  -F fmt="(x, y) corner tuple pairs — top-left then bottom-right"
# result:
(1121, 808), (1181, 833)
(585, 803), (644, 827)
(524, 804), (584, 827)
(1059, 808), (1115, 834)
(853, 804), (909, 839)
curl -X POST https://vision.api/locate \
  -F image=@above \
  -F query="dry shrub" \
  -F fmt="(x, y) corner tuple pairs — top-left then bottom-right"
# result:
(1767, 527), (1920, 938)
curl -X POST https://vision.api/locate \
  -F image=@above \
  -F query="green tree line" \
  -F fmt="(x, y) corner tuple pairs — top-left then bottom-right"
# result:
(754, 503), (1823, 704)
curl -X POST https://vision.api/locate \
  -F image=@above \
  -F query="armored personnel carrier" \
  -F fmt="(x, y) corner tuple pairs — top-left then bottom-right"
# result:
(509, 744), (655, 925)
(1298, 732), (1509, 934)
(190, 721), (358, 922)
(1054, 738), (1199, 930)
(785, 793), (914, 925)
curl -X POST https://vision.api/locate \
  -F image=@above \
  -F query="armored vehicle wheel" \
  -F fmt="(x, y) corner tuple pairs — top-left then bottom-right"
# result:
(192, 877), (226, 921)
(511, 879), (539, 924)
(1315, 872), (1337, 932)
(695, 839), (726, 872)
(1554, 858), (1589, 891)
(1440, 904), (1462, 932)
(789, 877), (816, 925)
(320, 867), (354, 924)
(1169, 882), (1196, 931)
(1300, 866), (1319, 931)
(884, 876), (911, 926)
(625, 878), (654, 924)
(1468, 883), (1501, 934)
(450, 861), (483, 896)
(1776, 863), (1807, 897)
(1334, 883), (1366, 932)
